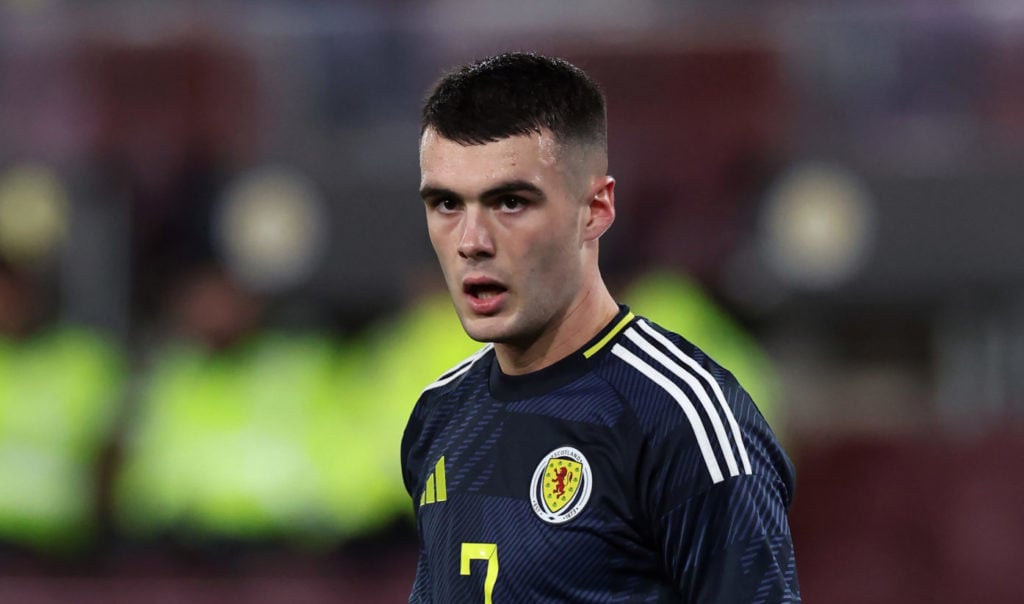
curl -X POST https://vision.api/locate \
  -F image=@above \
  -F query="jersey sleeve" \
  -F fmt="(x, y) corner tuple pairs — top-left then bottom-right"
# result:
(656, 469), (800, 602)
(408, 540), (432, 603)
(639, 391), (801, 603)
(611, 316), (800, 601)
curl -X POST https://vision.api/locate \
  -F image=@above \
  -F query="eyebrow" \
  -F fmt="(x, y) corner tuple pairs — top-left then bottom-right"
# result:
(482, 180), (545, 200)
(419, 185), (458, 202)
(419, 180), (546, 203)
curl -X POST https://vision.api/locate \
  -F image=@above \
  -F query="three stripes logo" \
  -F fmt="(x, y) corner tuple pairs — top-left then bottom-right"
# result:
(611, 319), (752, 484)
(420, 456), (447, 506)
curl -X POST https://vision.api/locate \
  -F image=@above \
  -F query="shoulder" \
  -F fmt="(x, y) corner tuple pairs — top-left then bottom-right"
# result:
(401, 344), (493, 487)
(406, 344), (493, 430)
(417, 344), (493, 400)
(595, 315), (749, 433)
(595, 315), (782, 489)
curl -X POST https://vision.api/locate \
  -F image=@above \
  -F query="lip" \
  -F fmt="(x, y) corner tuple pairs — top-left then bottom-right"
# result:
(462, 275), (509, 315)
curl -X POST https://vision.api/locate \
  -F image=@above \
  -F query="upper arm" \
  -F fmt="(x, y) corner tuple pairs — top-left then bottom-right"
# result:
(656, 472), (800, 603)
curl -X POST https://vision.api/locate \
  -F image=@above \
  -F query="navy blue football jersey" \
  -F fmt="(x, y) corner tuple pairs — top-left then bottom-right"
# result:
(401, 306), (800, 603)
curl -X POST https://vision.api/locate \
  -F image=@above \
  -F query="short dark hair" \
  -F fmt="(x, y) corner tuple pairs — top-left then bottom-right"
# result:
(421, 52), (606, 151)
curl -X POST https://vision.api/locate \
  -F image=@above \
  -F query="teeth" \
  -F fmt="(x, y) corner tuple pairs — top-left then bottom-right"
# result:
(468, 285), (504, 299)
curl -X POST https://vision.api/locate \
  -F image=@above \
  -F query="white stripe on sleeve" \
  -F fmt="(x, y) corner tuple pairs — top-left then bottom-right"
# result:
(612, 343), (725, 484)
(624, 328), (741, 477)
(636, 320), (752, 475)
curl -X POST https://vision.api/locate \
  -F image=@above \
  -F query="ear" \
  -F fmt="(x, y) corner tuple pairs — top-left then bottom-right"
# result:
(583, 175), (615, 242)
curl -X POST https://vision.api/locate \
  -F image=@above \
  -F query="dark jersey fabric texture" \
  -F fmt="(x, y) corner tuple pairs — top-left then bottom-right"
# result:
(401, 306), (800, 603)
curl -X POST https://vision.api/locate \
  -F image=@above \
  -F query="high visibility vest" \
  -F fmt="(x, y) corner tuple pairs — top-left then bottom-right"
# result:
(114, 332), (343, 546)
(0, 325), (124, 553)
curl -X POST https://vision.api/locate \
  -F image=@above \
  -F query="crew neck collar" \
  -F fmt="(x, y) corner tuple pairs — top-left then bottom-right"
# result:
(488, 304), (634, 401)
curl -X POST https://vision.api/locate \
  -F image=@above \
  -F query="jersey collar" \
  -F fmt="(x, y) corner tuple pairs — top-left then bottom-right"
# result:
(488, 304), (634, 401)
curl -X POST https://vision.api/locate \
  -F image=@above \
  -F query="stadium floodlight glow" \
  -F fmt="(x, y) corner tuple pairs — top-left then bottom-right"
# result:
(759, 161), (877, 291)
(215, 166), (327, 294)
(0, 163), (70, 268)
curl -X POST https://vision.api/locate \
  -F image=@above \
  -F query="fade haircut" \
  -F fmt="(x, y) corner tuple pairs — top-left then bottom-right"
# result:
(421, 52), (607, 152)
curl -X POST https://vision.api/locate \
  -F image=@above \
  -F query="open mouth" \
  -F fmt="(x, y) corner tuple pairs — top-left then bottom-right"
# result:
(464, 282), (508, 299)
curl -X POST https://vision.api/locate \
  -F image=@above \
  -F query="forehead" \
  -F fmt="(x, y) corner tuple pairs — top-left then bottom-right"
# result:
(419, 128), (562, 190)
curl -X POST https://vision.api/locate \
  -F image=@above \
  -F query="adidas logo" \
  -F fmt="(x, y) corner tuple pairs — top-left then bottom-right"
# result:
(420, 455), (447, 506)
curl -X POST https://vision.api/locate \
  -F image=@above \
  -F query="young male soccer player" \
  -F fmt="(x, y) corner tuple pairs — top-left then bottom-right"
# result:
(401, 52), (801, 602)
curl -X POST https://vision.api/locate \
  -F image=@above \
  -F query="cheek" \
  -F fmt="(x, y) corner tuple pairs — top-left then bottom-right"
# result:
(427, 219), (453, 255)
(524, 228), (581, 285)
(427, 229), (455, 279)
(427, 228), (443, 255)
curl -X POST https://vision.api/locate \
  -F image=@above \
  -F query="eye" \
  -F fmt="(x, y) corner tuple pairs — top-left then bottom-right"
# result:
(498, 196), (525, 212)
(431, 198), (460, 213)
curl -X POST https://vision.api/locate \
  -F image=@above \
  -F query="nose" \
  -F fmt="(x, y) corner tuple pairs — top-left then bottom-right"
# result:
(457, 206), (495, 260)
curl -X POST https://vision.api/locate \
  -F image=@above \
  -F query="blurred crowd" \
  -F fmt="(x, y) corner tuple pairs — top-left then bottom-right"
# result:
(0, 253), (777, 561)
(0, 257), (423, 557)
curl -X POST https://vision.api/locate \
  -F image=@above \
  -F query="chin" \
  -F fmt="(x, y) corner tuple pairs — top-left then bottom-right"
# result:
(459, 314), (511, 344)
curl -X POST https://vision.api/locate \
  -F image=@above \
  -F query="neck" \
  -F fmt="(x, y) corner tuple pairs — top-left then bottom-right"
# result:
(494, 274), (619, 376)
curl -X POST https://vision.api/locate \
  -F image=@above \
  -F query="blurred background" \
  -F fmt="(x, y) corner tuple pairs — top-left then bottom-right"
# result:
(1, 1), (1022, 602)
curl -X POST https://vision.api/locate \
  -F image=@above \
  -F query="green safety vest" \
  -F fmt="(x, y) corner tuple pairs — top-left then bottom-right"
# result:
(115, 332), (343, 546)
(0, 325), (124, 553)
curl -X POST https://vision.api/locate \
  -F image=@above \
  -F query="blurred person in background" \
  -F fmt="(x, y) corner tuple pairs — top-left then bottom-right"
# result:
(401, 52), (800, 602)
(113, 263), (399, 550)
(0, 260), (124, 556)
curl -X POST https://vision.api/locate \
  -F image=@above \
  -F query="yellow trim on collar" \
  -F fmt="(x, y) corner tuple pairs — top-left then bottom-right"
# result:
(583, 312), (635, 358)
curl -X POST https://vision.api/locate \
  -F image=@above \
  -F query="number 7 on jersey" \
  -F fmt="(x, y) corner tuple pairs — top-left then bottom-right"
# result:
(460, 542), (499, 604)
